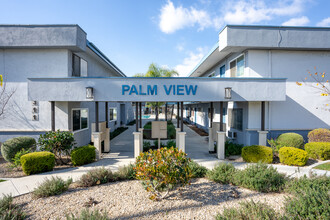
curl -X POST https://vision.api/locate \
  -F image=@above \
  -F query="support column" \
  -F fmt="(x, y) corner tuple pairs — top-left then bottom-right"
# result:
(177, 131), (186, 152)
(139, 102), (142, 128)
(258, 101), (268, 146)
(138, 128), (144, 153)
(177, 102), (179, 128)
(93, 132), (102, 160)
(134, 131), (142, 157)
(104, 102), (110, 153)
(95, 102), (99, 132)
(135, 102), (139, 132)
(165, 102), (168, 121)
(220, 101), (224, 131)
(51, 101), (55, 131)
(208, 102), (214, 152)
(180, 102), (183, 132)
(217, 131), (226, 159)
(176, 127), (181, 148)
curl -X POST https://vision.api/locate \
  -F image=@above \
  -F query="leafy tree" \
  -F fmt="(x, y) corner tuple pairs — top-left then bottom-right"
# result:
(134, 63), (178, 120)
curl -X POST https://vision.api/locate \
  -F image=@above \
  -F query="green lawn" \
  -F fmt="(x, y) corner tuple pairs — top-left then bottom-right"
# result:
(0, 179), (6, 182)
(313, 162), (330, 171)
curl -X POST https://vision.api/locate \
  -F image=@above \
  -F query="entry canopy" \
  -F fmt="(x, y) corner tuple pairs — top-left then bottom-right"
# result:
(28, 77), (286, 102)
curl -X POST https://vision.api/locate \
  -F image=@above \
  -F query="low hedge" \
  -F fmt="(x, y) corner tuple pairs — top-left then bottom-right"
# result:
(1, 137), (36, 162)
(241, 145), (273, 164)
(305, 142), (330, 161)
(279, 147), (308, 166)
(21, 151), (55, 175)
(276, 133), (304, 149)
(71, 145), (96, 166)
(308, 128), (330, 142)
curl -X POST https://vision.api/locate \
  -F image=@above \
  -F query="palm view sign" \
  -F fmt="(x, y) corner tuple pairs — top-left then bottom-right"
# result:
(121, 84), (198, 96)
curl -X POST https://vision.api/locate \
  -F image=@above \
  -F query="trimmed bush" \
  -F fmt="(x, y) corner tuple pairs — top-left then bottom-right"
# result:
(305, 142), (330, 160)
(216, 200), (278, 220)
(285, 175), (330, 195)
(71, 145), (96, 166)
(241, 145), (273, 164)
(232, 163), (286, 192)
(188, 161), (208, 178)
(279, 147), (308, 166)
(0, 194), (26, 220)
(308, 128), (330, 142)
(1, 136), (36, 162)
(78, 167), (115, 187)
(225, 141), (243, 157)
(207, 162), (236, 184)
(135, 147), (191, 200)
(33, 176), (72, 198)
(21, 151), (55, 175)
(276, 132), (304, 149)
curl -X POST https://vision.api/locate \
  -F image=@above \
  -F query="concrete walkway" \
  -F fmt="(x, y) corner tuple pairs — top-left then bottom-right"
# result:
(0, 118), (329, 198)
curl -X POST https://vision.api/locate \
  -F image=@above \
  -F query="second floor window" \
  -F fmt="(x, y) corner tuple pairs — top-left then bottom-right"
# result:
(220, 65), (225, 77)
(72, 54), (87, 77)
(230, 55), (244, 77)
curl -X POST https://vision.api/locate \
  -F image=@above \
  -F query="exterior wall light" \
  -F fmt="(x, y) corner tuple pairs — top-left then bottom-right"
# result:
(86, 87), (94, 99)
(225, 87), (232, 99)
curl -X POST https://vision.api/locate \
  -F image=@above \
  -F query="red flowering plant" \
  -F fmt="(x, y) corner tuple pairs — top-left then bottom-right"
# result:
(135, 147), (192, 200)
(38, 130), (75, 164)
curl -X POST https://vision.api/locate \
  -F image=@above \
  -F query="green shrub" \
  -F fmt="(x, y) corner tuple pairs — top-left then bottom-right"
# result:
(308, 128), (330, 142)
(143, 141), (152, 152)
(276, 132), (304, 149)
(78, 167), (115, 187)
(0, 194), (26, 220)
(241, 145), (273, 164)
(216, 200), (279, 220)
(114, 164), (136, 180)
(135, 147), (192, 200)
(305, 142), (330, 160)
(21, 151), (55, 175)
(71, 145), (96, 166)
(225, 141), (243, 157)
(188, 161), (208, 178)
(66, 209), (109, 220)
(167, 121), (176, 139)
(207, 162), (236, 184)
(232, 163), (286, 192)
(279, 147), (308, 166)
(1, 136), (36, 162)
(284, 187), (330, 220)
(33, 176), (72, 198)
(153, 140), (166, 149)
(166, 140), (176, 148)
(285, 175), (330, 195)
(38, 130), (75, 164)
(11, 148), (33, 168)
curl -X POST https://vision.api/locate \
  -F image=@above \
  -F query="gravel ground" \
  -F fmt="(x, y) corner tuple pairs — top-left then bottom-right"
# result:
(14, 178), (287, 220)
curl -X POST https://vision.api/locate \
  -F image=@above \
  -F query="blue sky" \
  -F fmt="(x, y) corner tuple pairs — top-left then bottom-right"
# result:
(0, 0), (329, 76)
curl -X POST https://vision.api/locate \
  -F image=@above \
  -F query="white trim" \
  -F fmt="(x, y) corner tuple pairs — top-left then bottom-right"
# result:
(71, 108), (89, 132)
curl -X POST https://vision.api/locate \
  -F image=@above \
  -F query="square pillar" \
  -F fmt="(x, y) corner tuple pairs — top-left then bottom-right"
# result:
(92, 132), (102, 160)
(208, 127), (214, 152)
(139, 128), (144, 153)
(258, 131), (269, 146)
(177, 131), (186, 152)
(176, 127), (181, 148)
(134, 132), (142, 158)
(104, 128), (110, 153)
(217, 131), (226, 160)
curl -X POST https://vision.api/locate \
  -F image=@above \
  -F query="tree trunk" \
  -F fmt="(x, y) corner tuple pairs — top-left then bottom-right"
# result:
(155, 105), (159, 121)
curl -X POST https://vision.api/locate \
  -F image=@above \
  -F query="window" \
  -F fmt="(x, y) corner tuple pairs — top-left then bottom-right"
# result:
(220, 65), (225, 78)
(72, 54), (87, 77)
(228, 108), (243, 131)
(109, 108), (117, 121)
(208, 71), (216, 77)
(230, 55), (244, 77)
(72, 109), (88, 131)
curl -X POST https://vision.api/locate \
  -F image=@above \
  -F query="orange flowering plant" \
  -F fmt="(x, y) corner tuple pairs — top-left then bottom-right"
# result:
(296, 68), (329, 108)
(135, 147), (192, 200)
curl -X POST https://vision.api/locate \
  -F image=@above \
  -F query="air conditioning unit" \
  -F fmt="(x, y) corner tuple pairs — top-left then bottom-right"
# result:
(228, 131), (237, 139)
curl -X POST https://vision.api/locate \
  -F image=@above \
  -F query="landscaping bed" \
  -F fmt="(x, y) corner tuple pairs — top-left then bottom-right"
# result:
(184, 121), (208, 136)
(13, 178), (287, 220)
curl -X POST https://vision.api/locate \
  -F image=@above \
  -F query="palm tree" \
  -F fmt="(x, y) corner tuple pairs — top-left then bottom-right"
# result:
(134, 63), (178, 120)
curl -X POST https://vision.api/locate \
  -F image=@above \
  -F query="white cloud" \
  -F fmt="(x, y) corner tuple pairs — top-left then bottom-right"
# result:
(175, 47), (207, 77)
(159, 0), (212, 34)
(282, 16), (309, 26)
(159, 0), (308, 33)
(176, 43), (184, 52)
(317, 17), (330, 27)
